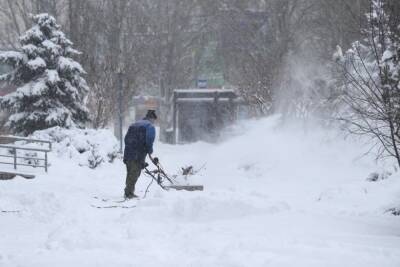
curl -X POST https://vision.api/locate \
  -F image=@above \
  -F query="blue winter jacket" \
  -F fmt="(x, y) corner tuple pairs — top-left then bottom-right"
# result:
(123, 119), (156, 163)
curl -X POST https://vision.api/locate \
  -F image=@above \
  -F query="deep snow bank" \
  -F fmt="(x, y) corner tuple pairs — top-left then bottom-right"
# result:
(1, 116), (400, 267)
(159, 115), (400, 214)
(31, 126), (120, 168)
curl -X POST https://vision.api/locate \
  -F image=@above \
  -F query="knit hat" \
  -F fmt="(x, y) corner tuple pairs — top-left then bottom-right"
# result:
(145, 110), (157, 120)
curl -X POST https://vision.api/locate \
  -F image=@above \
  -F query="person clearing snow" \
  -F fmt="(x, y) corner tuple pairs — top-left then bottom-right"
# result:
(123, 110), (158, 199)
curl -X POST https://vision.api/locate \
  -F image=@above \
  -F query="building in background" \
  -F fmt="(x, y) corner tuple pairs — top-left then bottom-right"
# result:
(163, 88), (240, 144)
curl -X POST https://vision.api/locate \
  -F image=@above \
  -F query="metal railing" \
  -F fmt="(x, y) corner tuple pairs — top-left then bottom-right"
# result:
(0, 136), (52, 172)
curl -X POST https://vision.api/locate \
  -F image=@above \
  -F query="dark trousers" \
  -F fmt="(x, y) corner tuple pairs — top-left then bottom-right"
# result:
(124, 160), (142, 196)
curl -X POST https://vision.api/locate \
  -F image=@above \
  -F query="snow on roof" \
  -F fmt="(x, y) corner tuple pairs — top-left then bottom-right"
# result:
(173, 88), (238, 100)
(176, 97), (237, 103)
(174, 89), (236, 94)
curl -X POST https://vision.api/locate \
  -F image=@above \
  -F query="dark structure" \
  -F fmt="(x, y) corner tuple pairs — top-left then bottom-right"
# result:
(170, 89), (238, 143)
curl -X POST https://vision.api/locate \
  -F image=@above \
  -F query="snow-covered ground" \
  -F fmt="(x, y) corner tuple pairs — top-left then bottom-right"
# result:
(1, 116), (400, 267)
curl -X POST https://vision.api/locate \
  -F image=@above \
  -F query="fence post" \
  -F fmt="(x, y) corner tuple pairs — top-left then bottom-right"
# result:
(13, 148), (17, 170)
(45, 152), (48, 173)
(173, 91), (178, 144)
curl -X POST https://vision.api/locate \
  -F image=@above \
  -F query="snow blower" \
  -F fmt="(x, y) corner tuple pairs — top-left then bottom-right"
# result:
(145, 155), (204, 191)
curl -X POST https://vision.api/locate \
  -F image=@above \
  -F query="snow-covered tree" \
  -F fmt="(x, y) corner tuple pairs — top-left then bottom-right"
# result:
(338, 0), (400, 166)
(0, 13), (90, 135)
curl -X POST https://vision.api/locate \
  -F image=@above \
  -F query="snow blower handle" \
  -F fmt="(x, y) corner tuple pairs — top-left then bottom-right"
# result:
(148, 154), (159, 166)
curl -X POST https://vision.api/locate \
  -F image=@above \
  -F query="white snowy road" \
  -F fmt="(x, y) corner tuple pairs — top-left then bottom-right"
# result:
(1, 117), (400, 267)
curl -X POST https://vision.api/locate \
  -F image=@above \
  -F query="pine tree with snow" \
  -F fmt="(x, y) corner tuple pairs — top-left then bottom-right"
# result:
(0, 13), (89, 135)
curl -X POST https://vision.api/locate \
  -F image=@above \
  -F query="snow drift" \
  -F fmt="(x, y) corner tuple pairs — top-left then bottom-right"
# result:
(1, 116), (400, 267)
(31, 126), (119, 168)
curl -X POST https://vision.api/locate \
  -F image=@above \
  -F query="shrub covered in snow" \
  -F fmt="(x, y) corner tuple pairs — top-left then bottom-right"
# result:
(337, 1), (400, 167)
(366, 171), (392, 182)
(31, 126), (120, 168)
